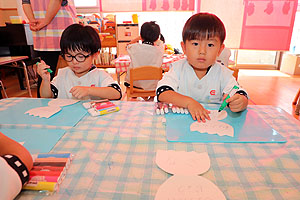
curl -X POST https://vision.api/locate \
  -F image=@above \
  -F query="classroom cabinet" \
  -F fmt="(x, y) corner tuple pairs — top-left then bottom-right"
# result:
(116, 24), (139, 56)
(280, 53), (300, 75)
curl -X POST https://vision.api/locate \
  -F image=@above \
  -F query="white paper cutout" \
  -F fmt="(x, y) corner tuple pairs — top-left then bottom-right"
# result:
(25, 99), (78, 118)
(190, 110), (234, 137)
(156, 150), (210, 175)
(155, 150), (226, 200)
(25, 106), (61, 118)
(209, 110), (227, 120)
(48, 99), (79, 107)
(155, 175), (226, 200)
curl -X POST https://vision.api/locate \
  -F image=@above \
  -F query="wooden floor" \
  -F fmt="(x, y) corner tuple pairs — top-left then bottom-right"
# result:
(1, 68), (299, 120)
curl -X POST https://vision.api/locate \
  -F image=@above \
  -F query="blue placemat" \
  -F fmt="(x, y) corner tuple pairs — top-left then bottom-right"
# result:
(165, 105), (286, 143)
(0, 98), (87, 127)
(0, 128), (66, 154)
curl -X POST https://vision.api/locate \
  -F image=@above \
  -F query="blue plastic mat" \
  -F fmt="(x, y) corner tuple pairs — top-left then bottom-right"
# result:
(0, 98), (87, 127)
(0, 128), (66, 154)
(165, 105), (286, 143)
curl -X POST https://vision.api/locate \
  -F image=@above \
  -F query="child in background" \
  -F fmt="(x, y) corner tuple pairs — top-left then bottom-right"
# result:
(37, 24), (122, 100)
(156, 13), (248, 122)
(0, 131), (33, 200)
(124, 21), (164, 91)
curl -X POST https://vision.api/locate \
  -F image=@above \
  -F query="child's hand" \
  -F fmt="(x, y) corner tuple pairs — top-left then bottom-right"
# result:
(227, 93), (248, 112)
(187, 99), (211, 122)
(36, 60), (51, 81)
(69, 86), (90, 99)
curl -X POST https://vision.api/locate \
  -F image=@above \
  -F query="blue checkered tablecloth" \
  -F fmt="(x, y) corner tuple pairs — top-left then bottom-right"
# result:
(1, 98), (300, 200)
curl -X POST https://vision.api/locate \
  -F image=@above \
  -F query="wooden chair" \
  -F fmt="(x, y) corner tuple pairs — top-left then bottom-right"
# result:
(293, 89), (300, 115)
(217, 47), (239, 80)
(0, 79), (8, 98)
(293, 89), (300, 105)
(55, 55), (68, 76)
(126, 66), (163, 100)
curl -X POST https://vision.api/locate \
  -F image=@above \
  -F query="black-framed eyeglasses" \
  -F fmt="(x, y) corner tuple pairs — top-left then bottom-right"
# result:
(62, 53), (91, 63)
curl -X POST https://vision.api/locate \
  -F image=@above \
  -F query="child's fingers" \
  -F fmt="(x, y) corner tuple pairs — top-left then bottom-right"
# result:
(227, 94), (239, 103)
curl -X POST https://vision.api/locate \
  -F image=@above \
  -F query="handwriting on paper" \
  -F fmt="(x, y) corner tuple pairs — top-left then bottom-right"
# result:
(155, 175), (226, 200)
(156, 150), (210, 175)
(190, 110), (234, 137)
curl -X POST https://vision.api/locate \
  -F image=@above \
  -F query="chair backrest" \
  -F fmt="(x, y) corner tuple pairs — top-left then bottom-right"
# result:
(54, 55), (68, 76)
(217, 47), (231, 67)
(128, 66), (162, 98)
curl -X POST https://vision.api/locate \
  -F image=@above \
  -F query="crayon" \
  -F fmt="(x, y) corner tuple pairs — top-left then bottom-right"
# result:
(171, 105), (177, 113)
(29, 175), (60, 183)
(98, 106), (120, 115)
(34, 157), (69, 163)
(160, 107), (165, 115)
(184, 108), (189, 114)
(37, 153), (71, 158)
(95, 102), (115, 110)
(163, 103), (169, 113)
(30, 170), (62, 176)
(155, 102), (161, 115)
(90, 99), (109, 105)
(88, 106), (120, 116)
(176, 107), (180, 114)
(33, 162), (67, 167)
(32, 166), (65, 171)
(180, 107), (184, 114)
(23, 181), (58, 192)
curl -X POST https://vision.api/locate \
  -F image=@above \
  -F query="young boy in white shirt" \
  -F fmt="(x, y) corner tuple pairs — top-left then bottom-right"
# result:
(37, 24), (122, 100)
(124, 21), (164, 91)
(156, 13), (248, 122)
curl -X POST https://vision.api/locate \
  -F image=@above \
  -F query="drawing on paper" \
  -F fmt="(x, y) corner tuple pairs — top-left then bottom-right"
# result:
(190, 110), (234, 137)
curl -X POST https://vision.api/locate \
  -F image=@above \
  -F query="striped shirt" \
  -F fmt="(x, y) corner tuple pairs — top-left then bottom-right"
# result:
(22, 0), (76, 51)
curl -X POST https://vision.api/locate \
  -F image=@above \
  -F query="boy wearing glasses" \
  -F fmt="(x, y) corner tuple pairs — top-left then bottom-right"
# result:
(37, 24), (122, 100)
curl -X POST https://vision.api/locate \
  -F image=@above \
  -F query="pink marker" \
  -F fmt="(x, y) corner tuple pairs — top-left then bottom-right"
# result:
(29, 175), (60, 183)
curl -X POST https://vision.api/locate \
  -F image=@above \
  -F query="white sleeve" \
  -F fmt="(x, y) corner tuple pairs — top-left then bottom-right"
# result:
(221, 68), (248, 96)
(51, 68), (64, 89)
(99, 70), (119, 87)
(0, 157), (22, 200)
(156, 64), (179, 91)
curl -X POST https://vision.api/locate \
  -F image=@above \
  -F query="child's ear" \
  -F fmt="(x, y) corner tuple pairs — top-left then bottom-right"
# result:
(218, 44), (225, 56)
(92, 51), (100, 60)
(180, 41), (186, 54)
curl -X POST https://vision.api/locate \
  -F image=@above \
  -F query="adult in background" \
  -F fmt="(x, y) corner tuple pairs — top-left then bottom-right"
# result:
(22, 0), (77, 97)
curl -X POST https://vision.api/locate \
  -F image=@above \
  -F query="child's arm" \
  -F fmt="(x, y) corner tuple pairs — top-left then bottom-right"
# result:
(36, 61), (53, 98)
(0, 132), (33, 199)
(158, 90), (211, 122)
(0, 132), (33, 171)
(34, 0), (62, 31)
(22, 2), (38, 30)
(69, 86), (121, 100)
(128, 36), (141, 45)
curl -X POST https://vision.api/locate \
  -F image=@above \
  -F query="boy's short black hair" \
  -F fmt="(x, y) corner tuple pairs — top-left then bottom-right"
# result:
(160, 34), (165, 43)
(182, 13), (226, 44)
(60, 24), (101, 55)
(140, 21), (160, 43)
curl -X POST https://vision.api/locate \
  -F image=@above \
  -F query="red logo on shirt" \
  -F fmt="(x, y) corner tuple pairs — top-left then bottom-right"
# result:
(210, 90), (216, 95)
(91, 84), (95, 87)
